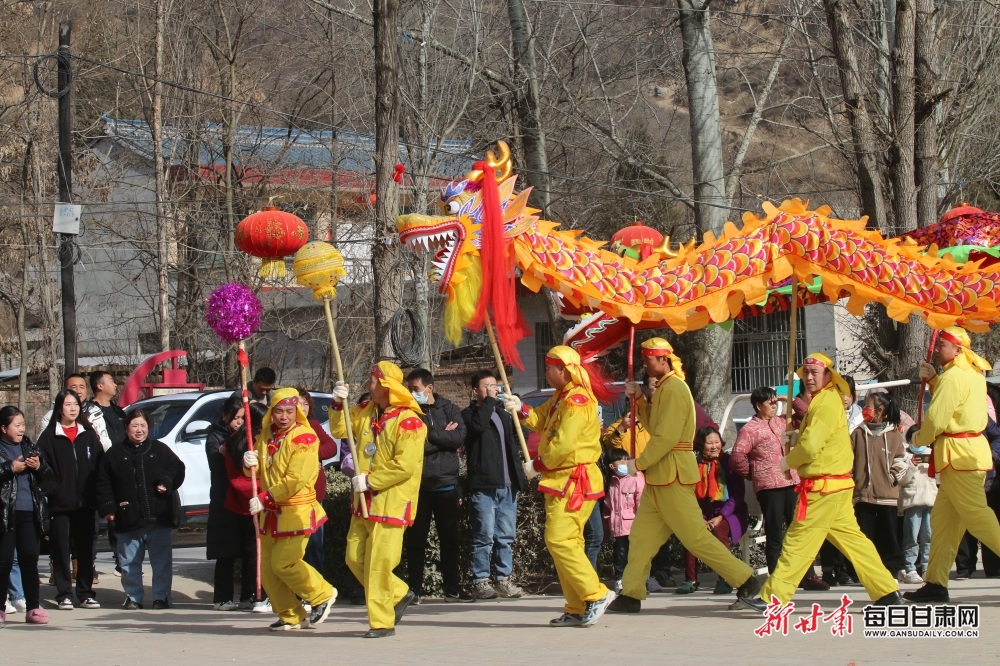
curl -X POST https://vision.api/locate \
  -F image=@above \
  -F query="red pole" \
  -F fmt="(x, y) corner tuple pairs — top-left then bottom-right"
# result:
(917, 330), (939, 426)
(237, 341), (261, 599)
(628, 325), (636, 458)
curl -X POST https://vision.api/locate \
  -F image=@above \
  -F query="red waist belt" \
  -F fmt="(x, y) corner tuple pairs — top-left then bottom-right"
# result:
(541, 462), (596, 512)
(794, 474), (853, 521)
(928, 432), (980, 478)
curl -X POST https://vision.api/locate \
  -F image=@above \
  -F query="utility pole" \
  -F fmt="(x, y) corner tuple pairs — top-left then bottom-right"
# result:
(57, 21), (78, 373)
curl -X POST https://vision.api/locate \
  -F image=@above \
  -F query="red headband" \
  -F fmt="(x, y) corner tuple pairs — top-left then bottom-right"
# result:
(276, 396), (298, 407)
(371, 365), (385, 380)
(545, 356), (565, 367)
(938, 330), (964, 348)
(802, 356), (826, 368)
(641, 347), (671, 357)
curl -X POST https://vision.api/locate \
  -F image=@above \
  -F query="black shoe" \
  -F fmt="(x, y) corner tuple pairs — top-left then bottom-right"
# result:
(151, 600), (169, 610)
(122, 598), (142, 610)
(736, 574), (766, 610)
(607, 594), (641, 613)
(411, 594), (422, 606)
(308, 596), (334, 626)
(444, 590), (475, 603)
(955, 570), (971, 580)
(872, 591), (903, 606)
(394, 590), (416, 624)
(903, 582), (949, 603)
(835, 568), (857, 586)
(269, 618), (309, 631)
(821, 571), (840, 587)
(363, 628), (396, 638)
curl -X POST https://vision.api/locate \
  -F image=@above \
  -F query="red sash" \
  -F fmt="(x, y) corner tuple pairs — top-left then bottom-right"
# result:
(928, 432), (980, 478)
(794, 474), (853, 521)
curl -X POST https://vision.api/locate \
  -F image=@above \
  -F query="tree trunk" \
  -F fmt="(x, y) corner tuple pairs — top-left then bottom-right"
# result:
(677, 0), (732, 421)
(914, 0), (939, 227)
(891, 0), (917, 236)
(507, 0), (550, 217)
(154, 0), (170, 352)
(824, 0), (890, 232)
(372, 0), (403, 361)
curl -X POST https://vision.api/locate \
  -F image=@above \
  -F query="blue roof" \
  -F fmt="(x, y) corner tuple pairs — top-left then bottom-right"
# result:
(99, 114), (474, 177)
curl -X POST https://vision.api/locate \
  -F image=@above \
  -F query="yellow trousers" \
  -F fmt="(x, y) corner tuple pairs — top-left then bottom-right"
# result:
(925, 468), (1000, 587)
(260, 533), (335, 624)
(544, 495), (610, 615)
(346, 517), (409, 630)
(760, 488), (897, 604)
(621, 483), (753, 600)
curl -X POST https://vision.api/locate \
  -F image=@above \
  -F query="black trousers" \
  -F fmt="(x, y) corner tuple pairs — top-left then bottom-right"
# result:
(51, 509), (97, 603)
(213, 515), (259, 603)
(613, 536), (630, 580)
(756, 486), (798, 574)
(405, 486), (461, 596)
(1, 510), (42, 611)
(854, 502), (905, 573)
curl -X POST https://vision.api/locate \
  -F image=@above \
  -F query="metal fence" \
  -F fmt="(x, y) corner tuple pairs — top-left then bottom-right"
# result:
(731, 308), (808, 393)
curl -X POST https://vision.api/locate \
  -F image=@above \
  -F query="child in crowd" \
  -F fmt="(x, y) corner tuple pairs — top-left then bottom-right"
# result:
(603, 447), (644, 594)
(897, 441), (937, 584)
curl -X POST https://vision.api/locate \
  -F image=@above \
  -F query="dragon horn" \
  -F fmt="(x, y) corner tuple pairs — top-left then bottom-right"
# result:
(465, 140), (512, 183)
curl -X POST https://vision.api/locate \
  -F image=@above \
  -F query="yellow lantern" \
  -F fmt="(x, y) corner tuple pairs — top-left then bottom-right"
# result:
(292, 241), (347, 300)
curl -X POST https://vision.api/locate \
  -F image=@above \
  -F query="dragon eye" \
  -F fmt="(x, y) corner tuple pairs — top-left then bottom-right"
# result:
(447, 200), (460, 214)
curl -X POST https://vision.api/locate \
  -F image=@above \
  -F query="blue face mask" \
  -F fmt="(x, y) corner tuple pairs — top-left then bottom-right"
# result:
(615, 464), (629, 476)
(411, 390), (428, 405)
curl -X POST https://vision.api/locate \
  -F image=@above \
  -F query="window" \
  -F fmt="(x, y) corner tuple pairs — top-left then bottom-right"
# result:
(731, 308), (807, 393)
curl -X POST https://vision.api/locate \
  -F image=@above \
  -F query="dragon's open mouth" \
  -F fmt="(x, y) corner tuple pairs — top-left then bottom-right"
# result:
(399, 221), (464, 289)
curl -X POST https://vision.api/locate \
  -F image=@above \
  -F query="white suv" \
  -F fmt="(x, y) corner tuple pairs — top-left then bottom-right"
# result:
(126, 389), (337, 523)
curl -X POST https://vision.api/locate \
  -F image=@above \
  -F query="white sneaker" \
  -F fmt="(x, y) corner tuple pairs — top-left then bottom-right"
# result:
(213, 600), (239, 611)
(899, 570), (924, 584)
(614, 579), (623, 594)
(58, 598), (74, 610)
(300, 600), (312, 613)
(251, 599), (272, 613)
(80, 598), (101, 609)
(646, 576), (664, 593)
(4, 600), (14, 614)
(13, 598), (27, 613)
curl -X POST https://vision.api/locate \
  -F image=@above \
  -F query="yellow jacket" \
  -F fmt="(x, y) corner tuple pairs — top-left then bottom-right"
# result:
(329, 401), (426, 525)
(915, 355), (991, 472)
(634, 373), (698, 485)
(522, 385), (604, 501)
(600, 417), (650, 458)
(253, 422), (327, 537)
(786, 383), (854, 494)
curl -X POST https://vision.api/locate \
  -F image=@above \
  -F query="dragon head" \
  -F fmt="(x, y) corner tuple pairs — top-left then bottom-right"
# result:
(396, 141), (538, 344)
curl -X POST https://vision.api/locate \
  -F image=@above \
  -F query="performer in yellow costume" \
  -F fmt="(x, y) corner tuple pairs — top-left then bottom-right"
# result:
(243, 388), (336, 631)
(329, 361), (426, 638)
(757, 352), (900, 607)
(905, 326), (1000, 603)
(502, 346), (615, 627)
(608, 338), (763, 614)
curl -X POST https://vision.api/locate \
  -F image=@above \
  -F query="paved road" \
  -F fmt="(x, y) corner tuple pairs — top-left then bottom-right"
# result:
(4, 547), (999, 664)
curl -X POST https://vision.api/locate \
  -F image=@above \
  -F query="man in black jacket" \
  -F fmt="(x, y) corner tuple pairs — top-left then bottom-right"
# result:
(461, 370), (526, 600)
(404, 369), (469, 602)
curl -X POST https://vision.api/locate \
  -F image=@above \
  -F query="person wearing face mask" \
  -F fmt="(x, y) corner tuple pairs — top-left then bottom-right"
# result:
(604, 447), (644, 594)
(675, 426), (749, 596)
(851, 392), (907, 579)
(400, 369), (468, 603)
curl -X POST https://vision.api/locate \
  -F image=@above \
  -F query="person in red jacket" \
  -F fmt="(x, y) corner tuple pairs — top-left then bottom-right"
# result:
(296, 388), (339, 576)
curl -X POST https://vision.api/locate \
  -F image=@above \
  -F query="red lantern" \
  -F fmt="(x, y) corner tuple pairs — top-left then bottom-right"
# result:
(611, 222), (664, 260)
(939, 204), (984, 225)
(235, 206), (309, 278)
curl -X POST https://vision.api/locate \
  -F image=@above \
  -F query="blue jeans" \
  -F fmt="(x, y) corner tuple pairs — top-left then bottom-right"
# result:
(304, 524), (325, 577)
(117, 525), (174, 605)
(583, 499), (604, 570)
(902, 506), (932, 574)
(8, 550), (23, 602)
(469, 487), (518, 581)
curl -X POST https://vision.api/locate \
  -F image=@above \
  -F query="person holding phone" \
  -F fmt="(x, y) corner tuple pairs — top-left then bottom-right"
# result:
(1, 406), (54, 625)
